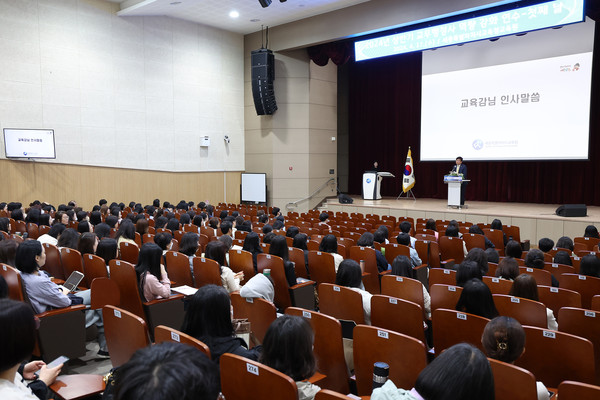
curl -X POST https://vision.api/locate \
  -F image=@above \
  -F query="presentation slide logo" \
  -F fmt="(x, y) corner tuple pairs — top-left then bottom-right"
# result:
(472, 139), (484, 150)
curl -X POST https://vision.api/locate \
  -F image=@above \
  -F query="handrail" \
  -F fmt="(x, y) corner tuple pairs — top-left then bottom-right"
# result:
(286, 178), (336, 210)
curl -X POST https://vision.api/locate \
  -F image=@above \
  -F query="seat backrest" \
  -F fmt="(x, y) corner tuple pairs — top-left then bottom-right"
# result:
(517, 267), (552, 286)
(483, 229), (505, 255)
(286, 307), (350, 394)
(515, 325), (595, 388)
(430, 284), (463, 312)
(557, 380), (600, 400)
(60, 248), (85, 286)
(488, 358), (538, 400)
(314, 390), (356, 400)
(560, 273), (600, 309)
(432, 308), (489, 354)
(428, 268), (456, 286)
(463, 233), (486, 251)
(381, 243), (410, 266)
(307, 251), (337, 286)
(82, 254), (109, 288)
(119, 242), (139, 265)
(380, 275), (424, 309)
(537, 285), (581, 319)
(558, 307), (600, 384)
(257, 253), (292, 310)
(0, 263), (25, 301)
(108, 259), (145, 320)
(371, 295), (426, 343)
(288, 247), (308, 279)
(229, 249), (257, 281)
(353, 325), (427, 396)
(165, 251), (194, 287)
(192, 257), (222, 288)
(102, 305), (150, 368)
(574, 236), (600, 251)
(439, 236), (465, 264)
(41, 243), (64, 280)
(318, 283), (365, 324)
(220, 353), (298, 400)
(239, 295), (276, 344)
(592, 295), (600, 311)
(90, 277), (120, 309)
(504, 225), (521, 243)
(482, 276), (513, 295)
(154, 325), (210, 358)
(348, 246), (380, 294)
(492, 294), (547, 328)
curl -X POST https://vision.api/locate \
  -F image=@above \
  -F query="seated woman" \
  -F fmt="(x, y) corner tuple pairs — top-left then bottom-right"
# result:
(135, 243), (171, 302)
(77, 232), (98, 256)
(579, 254), (600, 278)
(179, 232), (200, 272)
(356, 232), (389, 272)
(319, 234), (344, 271)
(239, 273), (274, 303)
(260, 315), (320, 400)
(268, 235), (298, 287)
(469, 225), (496, 249)
(525, 249), (558, 287)
(445, 225), (468, 257)
(15, 240), (107, 357)
(495, 257), (519, 281)
(292, 233), (310, 275)
(77, 221), (92, 234)
(336, 259), (372, 324)
(556, 236), (574, 254)
(455, 261), (483, 287)
(154, 232), (173, 256)
(509, 274), (557, 330)
(584, 225), (599, 239)
(482, 316), (549, 400)
(115, 220), (137, 248)
(396, 233), (422, 268)
(425, 218), (439, 240)
(242, 232), (263, 272)
(0, 299), (63, 400)
(455, 278), (499, 319)
(390, 255), (431, 319)
(0, 240), (19, 267)
(491, 218), (508, 246)
(56, 228), (80, 250)
(505, 240), (523, 259)
(205, 241), (242, 293)
(463, 247), (489, 275)
(96, 238), (118, 274)
(181, 284), (261, 363)
(553, 250), (572, 266)
(113, 342), (219, 400)
(371, 343), (494, 400)
(135, 219), (149, 238)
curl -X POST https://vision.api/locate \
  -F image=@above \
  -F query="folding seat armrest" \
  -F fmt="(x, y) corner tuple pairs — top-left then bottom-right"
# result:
(37, 304), (86, 318)
(289, 280), (316, 311)
(290, 280), (316, 290)
(142, 293), (185, 306)
(440, 259), (455, 269)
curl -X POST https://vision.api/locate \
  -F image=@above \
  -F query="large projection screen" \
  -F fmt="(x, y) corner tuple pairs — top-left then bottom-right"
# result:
(241, 173), (267, 203)
(420, 18), (594, 161)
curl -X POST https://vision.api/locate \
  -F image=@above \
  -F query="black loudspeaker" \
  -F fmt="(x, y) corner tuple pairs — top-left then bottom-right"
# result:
(556, 204), (587, 217)
(338, 194), (354, 204)
(251, 49), (277, 115)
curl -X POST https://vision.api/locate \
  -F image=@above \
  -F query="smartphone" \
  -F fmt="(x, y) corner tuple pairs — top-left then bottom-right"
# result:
(34, 355), (69, 378)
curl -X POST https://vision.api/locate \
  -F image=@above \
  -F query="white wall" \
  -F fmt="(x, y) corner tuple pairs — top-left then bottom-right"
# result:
(0, 0), (245, 172)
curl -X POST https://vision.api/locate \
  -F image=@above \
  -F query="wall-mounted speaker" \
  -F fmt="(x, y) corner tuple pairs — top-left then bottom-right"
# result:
(251, 48), (277, 115)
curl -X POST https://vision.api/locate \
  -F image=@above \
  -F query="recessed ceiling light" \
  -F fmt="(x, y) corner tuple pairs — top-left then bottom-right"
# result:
(250, 18), (260, 22)
(229, 10), (239, 18)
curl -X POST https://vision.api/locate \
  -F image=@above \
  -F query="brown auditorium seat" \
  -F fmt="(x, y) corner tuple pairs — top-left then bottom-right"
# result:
(380, 275), (425, 311)
(560, 273), (600, 309)
(348, 246), (381, 294)
(557, 380), (600, 400)
(82, 253), (108, 288)
(537, 285), (581, 320)
(439, 236), (466, 264)
(119, 241), (139, 265)
(60, 248), (86, 287)
(229, 248), (257, 282)
(430, 284), (463, 312)
(558, 307), (600, 384)
(482, 276), (513, 295)
(230, 292), (276, 344)
(428, 268), (457, 286)
(165, 251), (194, 287)
(154, 325), (210, 358)
(318, 283), (365, 324)
(102, 305), (151, 368)
(192, 256), (222, 288)
(488, 358), (538, 400)
(432, 308), (489, 354)
(371, 295), (426, 343)
(492, 294), (547, 328)
(307, 251), (337, 286)
(220, 353), (297, 400)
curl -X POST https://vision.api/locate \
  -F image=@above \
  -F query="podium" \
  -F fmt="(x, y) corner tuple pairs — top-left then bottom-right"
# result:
(362, 171), (395, 200)
(444, 175), (469, 208)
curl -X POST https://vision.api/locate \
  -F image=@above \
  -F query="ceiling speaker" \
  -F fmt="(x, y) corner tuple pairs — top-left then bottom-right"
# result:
(259, 0), (272, 7)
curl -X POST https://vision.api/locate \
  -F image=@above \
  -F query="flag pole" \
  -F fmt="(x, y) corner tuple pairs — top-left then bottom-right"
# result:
(398, 146), (417, 200)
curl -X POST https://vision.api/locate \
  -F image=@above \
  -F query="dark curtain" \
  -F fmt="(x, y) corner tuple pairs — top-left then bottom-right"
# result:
(346, 23), (600, 205)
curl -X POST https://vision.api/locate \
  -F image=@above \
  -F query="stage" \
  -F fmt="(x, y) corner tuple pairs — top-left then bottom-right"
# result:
(322, 197), (600, 245)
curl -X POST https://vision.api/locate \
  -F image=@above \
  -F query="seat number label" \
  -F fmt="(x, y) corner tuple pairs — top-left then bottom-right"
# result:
(247, 363), (259, 375)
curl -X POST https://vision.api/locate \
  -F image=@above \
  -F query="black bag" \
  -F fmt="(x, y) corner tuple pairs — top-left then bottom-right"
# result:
(338, 194), (354, 204)
(67, 293), (84, 306)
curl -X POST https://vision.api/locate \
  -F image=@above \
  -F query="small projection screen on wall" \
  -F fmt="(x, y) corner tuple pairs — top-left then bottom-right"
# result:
(4, 128), (56, 159)
(241, 173), (267, 203)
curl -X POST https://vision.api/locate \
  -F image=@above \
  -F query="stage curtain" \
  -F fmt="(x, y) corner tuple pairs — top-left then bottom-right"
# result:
(308, 42), (353, 66)
(346, 24), (600, 206)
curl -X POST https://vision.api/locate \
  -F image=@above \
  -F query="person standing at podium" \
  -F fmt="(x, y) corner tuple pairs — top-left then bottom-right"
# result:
(452, 157), (467, 206)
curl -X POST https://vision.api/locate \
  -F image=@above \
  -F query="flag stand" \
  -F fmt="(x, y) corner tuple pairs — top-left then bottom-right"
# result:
(397, 189), (416, 200)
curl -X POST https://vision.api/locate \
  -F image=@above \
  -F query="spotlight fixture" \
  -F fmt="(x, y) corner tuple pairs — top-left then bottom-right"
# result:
(259, 0), (287, 7)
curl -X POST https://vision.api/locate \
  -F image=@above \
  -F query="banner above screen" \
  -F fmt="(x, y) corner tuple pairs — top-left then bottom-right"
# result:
(354, 0), (585, 61)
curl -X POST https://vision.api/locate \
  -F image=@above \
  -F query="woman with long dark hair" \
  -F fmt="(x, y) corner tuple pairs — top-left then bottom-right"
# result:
(135, 243), (170, 302)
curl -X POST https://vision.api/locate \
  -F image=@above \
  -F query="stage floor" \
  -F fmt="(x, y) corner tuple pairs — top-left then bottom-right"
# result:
(322, 196), (600, 245)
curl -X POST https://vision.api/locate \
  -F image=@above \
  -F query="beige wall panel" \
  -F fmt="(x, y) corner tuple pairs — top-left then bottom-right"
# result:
(536, 219), (564, 245)
(563, 221), (589, 240)
(0, 159), (240, 210)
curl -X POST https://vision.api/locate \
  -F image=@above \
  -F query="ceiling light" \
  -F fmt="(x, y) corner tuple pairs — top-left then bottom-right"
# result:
(229, 10), (239, 18)
(250, 18), (261, 22)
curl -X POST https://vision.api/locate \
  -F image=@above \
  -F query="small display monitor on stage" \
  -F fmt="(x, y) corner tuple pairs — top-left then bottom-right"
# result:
(4, 128), (56, 159)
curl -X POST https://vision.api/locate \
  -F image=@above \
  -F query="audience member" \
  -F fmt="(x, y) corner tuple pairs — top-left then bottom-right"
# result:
(268, 236), (297, 287)
(579, 254), (600, 278)
(135, 243), (170, 302)
(396, 233), (422, 267)
(319, 234), (344, 271)
(242, 232), (263, 272)
(456, 261), (483, 287)
(357, 232), (389, 272)
(336, 259), (372, 324)
(509, 274), (557, 330)
(495, 257), (519, 281)
(204, 241), (242, 293)
(455, 278), (499, 319)
(539, 237), (556, 253)
(391, 255), (430, 318)
(464, 247), (489, 275)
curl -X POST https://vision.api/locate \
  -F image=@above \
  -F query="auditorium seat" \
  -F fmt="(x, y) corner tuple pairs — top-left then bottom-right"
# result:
(515, 325), (595, 388)
(82, 254), (109, 288)
(492, 294), (547, 328)
(353, 325), (427, 396)
(557, 380), (600, 400)
(415, 240), (442, 269)
(381, 243), (411, 265)
(488, 358), (538, 400)
(307, 251), (337, 286)
(517, 267), (552, 286)
(119, 242), (139, 265)
(537, 285), (581, 320)
(558, 307), (600, 384)
(482, 276), (512, 295)
(380, 275), (425, 311)
(463, 233), (486, 251)
(370, 295), (426, 343)
(432, 308), (489, 354)
(439, 236), (465, 264)
(286, 307), (350, 394)
(42, 243), (65, 280)
(154, 325), (210, 358)
(560, 273), (600, 309)
(574, 236), (600, 251)
(483, 229), (505, 256)
(430, 284), (462, 312)
(348, 246), (380, 294)
(428, 268), (456, 286)
(192, 257), (222, 288)
(165, 251), (194, 287)
(230, 292), (276, 344)
(318, 283), (365, 325)
(60, 248), (86, 288)
(103, 305), (151, 368)
(288, 247), (308, 279)
(220, 353), (297, 400)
